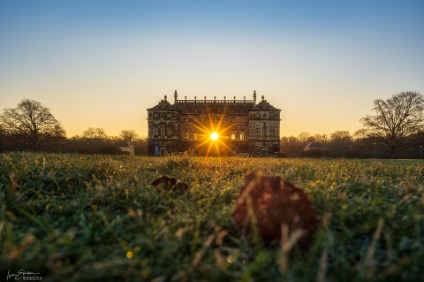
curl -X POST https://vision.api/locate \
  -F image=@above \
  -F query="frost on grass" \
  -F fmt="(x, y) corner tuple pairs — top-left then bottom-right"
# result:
(232, 173), (317, 249)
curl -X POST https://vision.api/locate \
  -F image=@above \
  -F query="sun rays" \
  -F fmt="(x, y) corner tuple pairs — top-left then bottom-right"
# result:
(189, 111), (235, 156)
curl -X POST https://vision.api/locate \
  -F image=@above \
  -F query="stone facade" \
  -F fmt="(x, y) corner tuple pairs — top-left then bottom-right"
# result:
(147, 90), (281, 156)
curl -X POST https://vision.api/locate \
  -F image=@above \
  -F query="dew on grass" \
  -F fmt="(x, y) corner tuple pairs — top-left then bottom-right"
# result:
(126, 251), (134, 259)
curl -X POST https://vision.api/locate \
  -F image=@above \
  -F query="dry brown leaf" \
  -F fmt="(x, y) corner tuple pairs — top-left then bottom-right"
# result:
(151, 175), (189, 194)
(232, 173), (317, 249)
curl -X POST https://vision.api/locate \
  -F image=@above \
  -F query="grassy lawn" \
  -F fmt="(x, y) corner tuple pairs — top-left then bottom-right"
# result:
(0, 153), (423, 281)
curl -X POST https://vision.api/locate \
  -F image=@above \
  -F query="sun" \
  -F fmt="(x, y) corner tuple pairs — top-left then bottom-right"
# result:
(188, 112), (235, 156)
(210, 132), (219, 141)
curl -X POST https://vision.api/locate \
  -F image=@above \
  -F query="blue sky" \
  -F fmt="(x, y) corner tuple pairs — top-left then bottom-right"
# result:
(1, 0), (423, 137)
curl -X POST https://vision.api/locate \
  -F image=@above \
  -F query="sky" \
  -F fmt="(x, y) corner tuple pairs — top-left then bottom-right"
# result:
(1, 0), (423, 138)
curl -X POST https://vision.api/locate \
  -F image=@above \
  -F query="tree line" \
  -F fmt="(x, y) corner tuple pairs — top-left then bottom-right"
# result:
(1, 91), (423, 158)
(281, 130), (424, 158)
(0, 100), (148, 155)
(282, 91), (424, 158)
(65, 128), (148, 155)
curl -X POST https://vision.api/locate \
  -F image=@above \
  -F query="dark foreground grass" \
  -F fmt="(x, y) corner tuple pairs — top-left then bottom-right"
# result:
(0, 153), (423, 281)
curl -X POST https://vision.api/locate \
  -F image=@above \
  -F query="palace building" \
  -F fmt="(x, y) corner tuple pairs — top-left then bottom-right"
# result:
(147, 90), (281, 156)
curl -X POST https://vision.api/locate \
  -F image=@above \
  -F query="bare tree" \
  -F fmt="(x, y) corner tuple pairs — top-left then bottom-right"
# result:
(82, 127), (108, 140)
(298, 132), (313, 143)
(330, 131), (351, 143)
(120, 129), (138, 143)
(360, 91), (424, 155)
(0, 99), (65, 150)
(329, 131), (352, 156)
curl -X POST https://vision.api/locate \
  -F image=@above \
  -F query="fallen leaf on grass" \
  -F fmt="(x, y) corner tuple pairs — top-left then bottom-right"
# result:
(232, 173), (317, 249)
(151, 175), (189, 194)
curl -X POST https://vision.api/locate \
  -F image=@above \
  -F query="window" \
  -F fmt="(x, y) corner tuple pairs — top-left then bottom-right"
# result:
(240, 132), (245, 140)
(255, 113), (260, 119)
(185, 130), (189, 139)
(194, 133), (198, 140)
(160, 124), (166, 137)
(167, 126), (173, 136)
(231, 133), (236, 140)
(262, 113), (267, 119)
(256, 128), (260, 137)
(153, 127), (158, 136)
